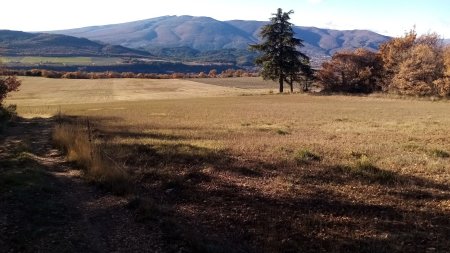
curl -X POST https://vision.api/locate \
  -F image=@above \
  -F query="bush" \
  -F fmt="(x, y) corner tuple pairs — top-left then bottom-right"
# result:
(0, 75), (21, 105)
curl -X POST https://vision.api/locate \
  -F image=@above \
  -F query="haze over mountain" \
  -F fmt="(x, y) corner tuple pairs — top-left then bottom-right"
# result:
(50, 15), (391, 62)
(0, 30), (151, 57)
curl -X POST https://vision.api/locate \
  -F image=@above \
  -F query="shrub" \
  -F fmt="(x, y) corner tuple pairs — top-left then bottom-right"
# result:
(0, 75), (21, 105)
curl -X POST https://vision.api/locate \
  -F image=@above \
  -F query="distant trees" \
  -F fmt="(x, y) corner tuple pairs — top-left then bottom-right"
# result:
(316, 29), (450, 97)
(316, 49), (383, 93)
(0, 68), (260, 80)
(250, 8), (311, 93)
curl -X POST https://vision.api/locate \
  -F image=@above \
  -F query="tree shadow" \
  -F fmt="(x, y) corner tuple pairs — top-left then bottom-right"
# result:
(48, 115), (450, 252)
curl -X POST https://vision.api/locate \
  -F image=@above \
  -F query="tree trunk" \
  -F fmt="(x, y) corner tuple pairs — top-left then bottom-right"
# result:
(289, 76), (294, 93)
(279, 75), (284, 93)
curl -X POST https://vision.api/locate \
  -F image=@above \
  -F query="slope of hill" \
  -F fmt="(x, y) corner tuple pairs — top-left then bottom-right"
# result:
(53, 16), (256, 51)
(0, 30), (151, 57)
(50, 15), (391, 61)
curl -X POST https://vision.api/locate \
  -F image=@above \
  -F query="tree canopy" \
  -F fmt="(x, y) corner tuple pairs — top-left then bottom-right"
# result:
(316, 29), (450, 97)
(250, 8), (311, 93)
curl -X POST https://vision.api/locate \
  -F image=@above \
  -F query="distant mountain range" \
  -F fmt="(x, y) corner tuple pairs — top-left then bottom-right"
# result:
(49, 15), (391, 64)
(0, 30), (151, 57)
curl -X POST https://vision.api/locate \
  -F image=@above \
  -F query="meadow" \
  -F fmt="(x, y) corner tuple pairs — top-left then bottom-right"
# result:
(4, 77), (450, 252)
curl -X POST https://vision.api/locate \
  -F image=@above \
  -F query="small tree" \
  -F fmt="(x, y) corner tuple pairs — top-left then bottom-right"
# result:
(250, 8), (310, 93)
(0, 74), (21, 106)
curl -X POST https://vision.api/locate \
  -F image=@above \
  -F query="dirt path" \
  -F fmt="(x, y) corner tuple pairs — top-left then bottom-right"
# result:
(0, 118), (164, 252)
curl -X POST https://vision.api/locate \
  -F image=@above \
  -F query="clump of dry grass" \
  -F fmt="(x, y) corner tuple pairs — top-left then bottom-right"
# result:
(52, 122), (129, 194)
(428, 148), (450, 158)
(341, 155), (396, 184)
(294, 149), (321, 164)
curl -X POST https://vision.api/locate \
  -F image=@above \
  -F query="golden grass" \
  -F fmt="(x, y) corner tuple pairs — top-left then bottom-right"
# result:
(6, 77), (270, 107)
(191, 76), (278, 89)
(52, 121), (129, 194)
(13, 91), (450, 187)
(5, 77), (450, 251)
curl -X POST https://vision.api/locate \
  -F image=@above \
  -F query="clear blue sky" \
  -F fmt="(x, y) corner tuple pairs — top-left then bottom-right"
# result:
(1, 0), (449, 37)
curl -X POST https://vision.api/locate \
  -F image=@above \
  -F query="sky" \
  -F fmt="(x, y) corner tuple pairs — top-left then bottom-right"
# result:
(1, 0), (449, 38)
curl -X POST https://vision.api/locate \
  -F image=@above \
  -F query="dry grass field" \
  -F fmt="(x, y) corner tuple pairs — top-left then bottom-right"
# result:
(3, 77), (450, 252)
(191, 77), (278, 89)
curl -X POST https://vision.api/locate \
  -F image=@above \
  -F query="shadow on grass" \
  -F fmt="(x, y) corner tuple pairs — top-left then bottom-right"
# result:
(49, 115), (450, 253)
(0, 118), (89, 252)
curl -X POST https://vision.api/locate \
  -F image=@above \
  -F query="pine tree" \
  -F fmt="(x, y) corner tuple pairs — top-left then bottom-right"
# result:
(250, 8), (310, 93)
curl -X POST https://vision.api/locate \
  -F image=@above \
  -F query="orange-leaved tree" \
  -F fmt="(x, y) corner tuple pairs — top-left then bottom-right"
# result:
(0, 65), (21, 106)
(316, 48), (384, 93)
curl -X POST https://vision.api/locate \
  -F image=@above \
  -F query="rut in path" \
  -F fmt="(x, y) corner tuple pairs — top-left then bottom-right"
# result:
(0, 118), (164, 252)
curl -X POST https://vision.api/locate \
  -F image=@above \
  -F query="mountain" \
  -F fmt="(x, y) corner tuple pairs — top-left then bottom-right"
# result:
(0, 30), (151, 57)
(49, 15), (391, 62)
(51, 16), (256, 52)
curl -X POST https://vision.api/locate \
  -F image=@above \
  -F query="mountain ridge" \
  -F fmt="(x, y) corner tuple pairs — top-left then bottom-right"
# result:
(0, 30), (151, 57)
(49, 16), (391, 61)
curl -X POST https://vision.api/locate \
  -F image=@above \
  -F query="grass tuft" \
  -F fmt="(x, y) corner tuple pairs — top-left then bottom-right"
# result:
(351, 156), (396, 184)
(52, 122), (130, 194)
(294, 149), (321, 164)
(276, 129), (290, 135)
(428, 149), (450, 158)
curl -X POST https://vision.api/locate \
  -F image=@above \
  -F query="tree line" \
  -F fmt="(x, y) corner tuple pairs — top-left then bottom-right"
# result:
(316, 30), (450, 97)
(251, 9), (449, 97)
(0, 68), (259, 80)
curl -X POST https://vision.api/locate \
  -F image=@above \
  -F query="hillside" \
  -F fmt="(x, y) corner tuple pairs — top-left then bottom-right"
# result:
(50, 15), (391, 62)
(0, 30), (151, 57)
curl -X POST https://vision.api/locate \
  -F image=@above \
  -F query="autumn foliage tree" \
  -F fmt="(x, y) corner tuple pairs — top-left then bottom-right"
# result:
(0, 71), (21, 126)
(391, 43), (443, 95)
(377, 30), (450, 96)
(318, 29), (450, 97)
(381, 31), (445, 96)
(0, 75), (21, 106)
(379, 29), (417, 90)
(433, 45), (450, 96)
(316, 48), (384, 93)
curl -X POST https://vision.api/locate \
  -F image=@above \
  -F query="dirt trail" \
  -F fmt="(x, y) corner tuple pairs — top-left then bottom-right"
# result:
(0, 118), (163, 252)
